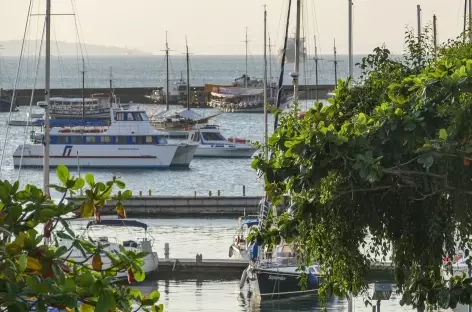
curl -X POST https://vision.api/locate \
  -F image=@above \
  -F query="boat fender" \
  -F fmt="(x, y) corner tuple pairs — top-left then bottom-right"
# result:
(239, 268), (248, 289)
(229, 245), (233, 258)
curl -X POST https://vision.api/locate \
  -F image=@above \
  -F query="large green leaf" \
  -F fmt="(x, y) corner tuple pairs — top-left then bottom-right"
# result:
(56, 165), (70, 185)
(96, 290), (116, 312)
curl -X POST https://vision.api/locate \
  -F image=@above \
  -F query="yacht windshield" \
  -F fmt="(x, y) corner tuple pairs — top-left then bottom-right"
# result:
(201, 132), (226, 141)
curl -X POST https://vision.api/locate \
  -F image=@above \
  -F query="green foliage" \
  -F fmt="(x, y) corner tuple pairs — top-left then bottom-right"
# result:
(0, 165), (162, 311)
(252, 28), (472, 310)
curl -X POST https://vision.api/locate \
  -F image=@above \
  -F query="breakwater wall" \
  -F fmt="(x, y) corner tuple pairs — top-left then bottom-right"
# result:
(3, 84), (335, 108)
(67, 195), (264, 217)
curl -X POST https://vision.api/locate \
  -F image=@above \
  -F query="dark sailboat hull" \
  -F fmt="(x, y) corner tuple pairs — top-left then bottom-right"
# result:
(0, 98), (17, 112)
(248, 267), (320, 299)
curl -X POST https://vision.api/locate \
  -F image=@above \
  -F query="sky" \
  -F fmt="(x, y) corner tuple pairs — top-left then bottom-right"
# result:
(0, 0), (467, 56)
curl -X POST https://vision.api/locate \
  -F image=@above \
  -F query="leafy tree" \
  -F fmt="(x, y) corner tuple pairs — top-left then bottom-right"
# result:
(0, 165), (162, 312)
(252, 30), (472, 310)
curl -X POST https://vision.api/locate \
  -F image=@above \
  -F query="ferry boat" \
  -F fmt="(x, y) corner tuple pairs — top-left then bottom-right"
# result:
(37, 93), (119, 120)
(13, 107), (198, 168)
(189, 125), (257, 158)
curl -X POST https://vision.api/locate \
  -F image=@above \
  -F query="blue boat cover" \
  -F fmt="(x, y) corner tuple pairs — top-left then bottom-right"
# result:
(241, 220), (259, 227)
(86, 219), (148, 230)
(34, 119), (108, 127)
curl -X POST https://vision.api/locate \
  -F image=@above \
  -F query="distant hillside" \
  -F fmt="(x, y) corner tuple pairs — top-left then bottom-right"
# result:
(0, 40), (150, 56)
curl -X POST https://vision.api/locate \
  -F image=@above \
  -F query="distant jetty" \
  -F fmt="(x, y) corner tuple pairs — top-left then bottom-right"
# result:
(3, 84), (335, 108)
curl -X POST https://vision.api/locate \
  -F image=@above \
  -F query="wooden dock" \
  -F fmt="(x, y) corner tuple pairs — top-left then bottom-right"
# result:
(155, 256), (394, 282)
(67, 194), (264, 216)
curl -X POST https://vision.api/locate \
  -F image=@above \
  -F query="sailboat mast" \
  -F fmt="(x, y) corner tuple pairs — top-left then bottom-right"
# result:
(186, 37), (190, 110)
(293, 0), (301, 100)
(334, 39), (338, 88)
(263, 6), (268, 161)
(268, 36), (273, 98)
(81, 58), (85, 120)
(245, 27), (248, 88)
(314, 35), (320, 101)
(43, 0), (51, 195)
(109, 67), (113, 106)
(165, 31), (169, 111)
(348, 0), (353, 78)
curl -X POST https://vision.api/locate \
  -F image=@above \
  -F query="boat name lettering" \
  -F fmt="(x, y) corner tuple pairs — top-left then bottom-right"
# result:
(118, 148), (139, 151)
(268, 275), (286, 281)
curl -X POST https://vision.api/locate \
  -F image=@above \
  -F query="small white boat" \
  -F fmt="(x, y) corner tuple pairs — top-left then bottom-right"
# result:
(13, 107), (198, 168)
(59, 218), (158, 281)
(189, 125), (257, 158)
(229, 215), (260, 260)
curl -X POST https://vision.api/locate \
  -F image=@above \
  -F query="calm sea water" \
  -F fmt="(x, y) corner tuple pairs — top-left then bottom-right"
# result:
(0, 55), (417, 311)
(0, 54), (366, 90)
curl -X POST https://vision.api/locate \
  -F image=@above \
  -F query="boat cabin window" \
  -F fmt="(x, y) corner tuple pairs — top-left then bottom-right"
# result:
(201, 132), (226, 141)
(146, 136), (154, 144)
(85, 136), (96, 144)
(71, 136), (82, 144)
(56, 136), (67, 144)
(190, 133), (200, 142)
(101, 136), (113, 144)
(115, 111), (146, 121)
(117, 136), (127, 144)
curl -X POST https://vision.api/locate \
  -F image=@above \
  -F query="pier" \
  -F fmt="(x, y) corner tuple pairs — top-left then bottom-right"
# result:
(155, 252), (394, 282)
(2, 84), (335, 108)
(67, 193), (264, 216)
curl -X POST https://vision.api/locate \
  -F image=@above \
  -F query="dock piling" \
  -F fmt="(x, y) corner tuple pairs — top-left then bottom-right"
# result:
(164, 243), (169, 260)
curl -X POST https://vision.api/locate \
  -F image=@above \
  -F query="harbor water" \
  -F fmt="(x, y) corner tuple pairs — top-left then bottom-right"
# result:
(0, 55), (416, 311)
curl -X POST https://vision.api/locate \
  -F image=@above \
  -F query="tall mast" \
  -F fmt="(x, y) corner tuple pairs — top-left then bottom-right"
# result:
(109, 67), (113, 107)
(186, 37), (190, 110)
(464, 0), (468, 42)
(245, 27), (248, 88)
(263, 5), (268, 161)
(348, 0), (353, 78)
(43, 0), (51, 195)
(469, 0), (472, 42)
(417, 5), (422, 44)
(433, 15), (437, 53)
(165, 31), (170, 111)
(292, 0), (301, 101)
(334, 39), (338, 88)
(268, 36), (273, 98)
(81, 57), (85, 120)
(313, 35), (323, 101)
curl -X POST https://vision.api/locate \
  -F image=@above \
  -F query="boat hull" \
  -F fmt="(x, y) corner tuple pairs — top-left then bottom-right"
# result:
(195, 146), (256, 158)
(229, 244), (249, 260)
(13, 143), (181, 169)
(248, 266), (320, 299)
(0, 98), (17, 112)
(171, 144), (198, 167)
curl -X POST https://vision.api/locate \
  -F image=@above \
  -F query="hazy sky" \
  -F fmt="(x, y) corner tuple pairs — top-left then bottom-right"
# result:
(0, 0), (467, 55)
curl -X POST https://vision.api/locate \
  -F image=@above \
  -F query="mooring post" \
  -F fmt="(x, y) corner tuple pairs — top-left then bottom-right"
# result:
(164, 243), (169, 260)
(218, 190), (221, 196)
(243, 185), (246, 196)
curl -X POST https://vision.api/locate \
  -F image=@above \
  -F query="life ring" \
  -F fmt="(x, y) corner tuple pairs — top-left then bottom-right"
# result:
(228, 245), (234, 258)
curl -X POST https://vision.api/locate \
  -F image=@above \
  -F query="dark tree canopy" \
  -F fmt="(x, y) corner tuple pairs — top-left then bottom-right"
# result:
(252, 29), (472, 310)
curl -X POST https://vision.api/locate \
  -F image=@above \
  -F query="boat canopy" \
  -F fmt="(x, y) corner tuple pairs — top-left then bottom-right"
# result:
(242, 220), (260, 228)
(86, 219), (148, 230)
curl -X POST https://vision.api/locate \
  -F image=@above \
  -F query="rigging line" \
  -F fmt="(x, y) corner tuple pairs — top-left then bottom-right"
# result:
(52, 19), (66, 89)
(18, 19), (46, 180)
(0, 0), (35, 177)
(70, 0), (84, 87)
(71, 0), (94, 88)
